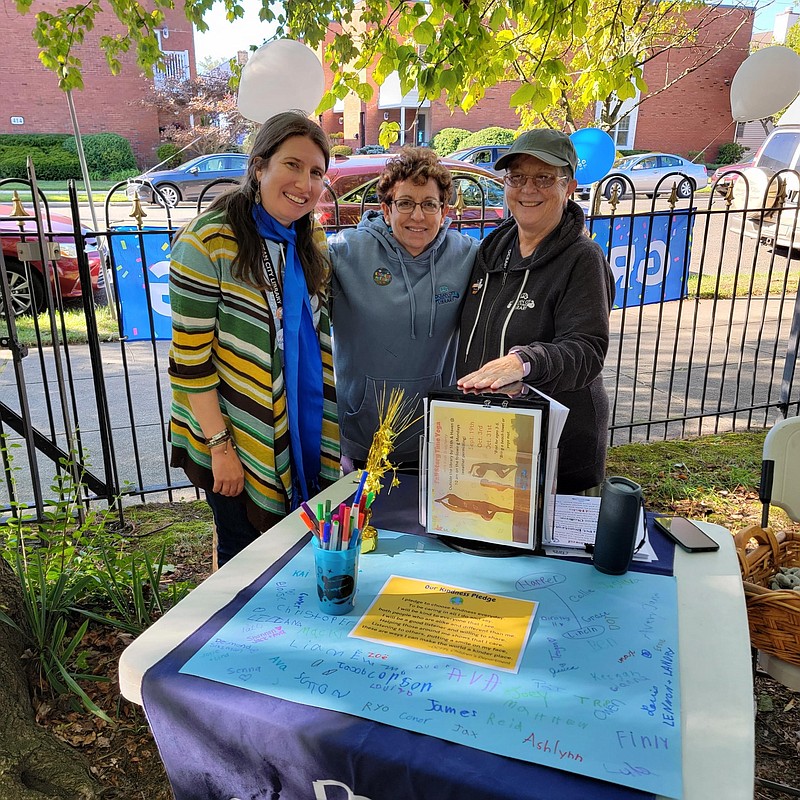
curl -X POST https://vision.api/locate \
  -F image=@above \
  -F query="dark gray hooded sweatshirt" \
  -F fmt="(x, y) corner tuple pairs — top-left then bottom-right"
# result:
(456, 200), (614, 493)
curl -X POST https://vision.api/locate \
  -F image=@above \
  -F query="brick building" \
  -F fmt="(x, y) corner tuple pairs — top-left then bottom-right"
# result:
(2, 1), (196, 166)
(319, 4), (754, 162)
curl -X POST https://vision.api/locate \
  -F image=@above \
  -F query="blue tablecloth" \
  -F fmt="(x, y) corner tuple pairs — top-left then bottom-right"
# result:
(141, 475), (672, 800)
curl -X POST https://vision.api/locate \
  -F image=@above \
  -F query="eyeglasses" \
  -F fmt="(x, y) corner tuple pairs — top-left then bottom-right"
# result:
(503, 173), (570, 189)
(390, 199), (444, 214)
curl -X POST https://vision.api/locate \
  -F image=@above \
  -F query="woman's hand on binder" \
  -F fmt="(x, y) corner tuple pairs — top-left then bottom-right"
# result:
(457, 354), (525, 391)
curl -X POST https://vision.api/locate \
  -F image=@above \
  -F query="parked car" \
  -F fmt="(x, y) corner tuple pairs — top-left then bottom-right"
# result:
(318, 154), (506, 229)
(729, 108), (800, 248)
(711, 161), (754, 195)
(578, 153), (709, 200)
(128, 153), (248, 208)
(446, 144), (512, 175)
(0, 205), (103, 316)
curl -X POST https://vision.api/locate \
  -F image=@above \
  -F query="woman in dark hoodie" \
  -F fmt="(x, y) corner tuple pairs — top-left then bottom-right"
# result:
(456, 130), (615, 494)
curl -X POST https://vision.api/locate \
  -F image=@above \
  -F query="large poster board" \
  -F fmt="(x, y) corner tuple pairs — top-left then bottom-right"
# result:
(426, 401), (541, 547)
(180, 532), (682, 798)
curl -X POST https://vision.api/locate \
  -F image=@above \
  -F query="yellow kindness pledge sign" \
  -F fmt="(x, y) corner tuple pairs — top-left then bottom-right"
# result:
(350, 576), (538, 673)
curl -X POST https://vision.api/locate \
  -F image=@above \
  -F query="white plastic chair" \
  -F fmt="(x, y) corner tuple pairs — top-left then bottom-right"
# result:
(757, 415), (800, 690)
(761, 415), (800, 527)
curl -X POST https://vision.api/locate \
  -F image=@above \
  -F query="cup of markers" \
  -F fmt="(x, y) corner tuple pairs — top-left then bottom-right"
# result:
(299, 472), (374, 616)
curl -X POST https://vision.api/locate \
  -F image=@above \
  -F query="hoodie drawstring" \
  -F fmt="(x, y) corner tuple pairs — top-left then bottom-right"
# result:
(396, 252), (418, 340)
(428, 249), (437, 338)
(464, 272), (489, 360)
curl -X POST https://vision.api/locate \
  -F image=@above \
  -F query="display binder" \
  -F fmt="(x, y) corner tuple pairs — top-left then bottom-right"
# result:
(419, 384), (567, 554)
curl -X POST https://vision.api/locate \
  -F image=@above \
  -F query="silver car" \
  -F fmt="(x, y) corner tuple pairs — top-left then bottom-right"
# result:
(579, 152), (709, 200)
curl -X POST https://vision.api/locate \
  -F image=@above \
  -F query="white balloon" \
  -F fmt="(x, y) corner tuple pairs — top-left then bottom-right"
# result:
(730, 46), (800, 123)
(237, 39), (325, 123)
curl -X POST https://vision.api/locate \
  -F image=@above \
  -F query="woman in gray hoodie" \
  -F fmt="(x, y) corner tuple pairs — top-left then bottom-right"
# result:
(328, 147), (479, 471)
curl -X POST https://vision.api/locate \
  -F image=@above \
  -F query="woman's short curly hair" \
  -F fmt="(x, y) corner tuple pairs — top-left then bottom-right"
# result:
(376, 146), (453, 205)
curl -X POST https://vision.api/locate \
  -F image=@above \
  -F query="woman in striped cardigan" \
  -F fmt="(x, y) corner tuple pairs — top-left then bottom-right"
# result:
(168, 112), (340, 566)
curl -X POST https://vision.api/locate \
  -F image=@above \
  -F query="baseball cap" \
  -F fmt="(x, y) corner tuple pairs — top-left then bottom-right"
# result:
(494, 130), (578, 176)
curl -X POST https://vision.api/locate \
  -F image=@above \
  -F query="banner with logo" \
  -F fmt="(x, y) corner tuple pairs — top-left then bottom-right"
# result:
(110, 228), (173, 341)
(108, 211), (694, 340)
(587, 209), (694, 308)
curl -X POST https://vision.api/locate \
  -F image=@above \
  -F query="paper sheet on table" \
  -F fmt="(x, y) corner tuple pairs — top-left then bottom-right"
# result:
(544, 495), (656, 562)
(350, 576), (538, 672)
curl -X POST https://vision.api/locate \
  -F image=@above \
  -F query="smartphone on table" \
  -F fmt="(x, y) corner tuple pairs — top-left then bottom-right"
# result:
(653, 516), (720, 552)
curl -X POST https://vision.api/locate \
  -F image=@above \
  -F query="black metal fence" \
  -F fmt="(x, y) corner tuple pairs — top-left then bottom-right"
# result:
(1, 167), (799, 516)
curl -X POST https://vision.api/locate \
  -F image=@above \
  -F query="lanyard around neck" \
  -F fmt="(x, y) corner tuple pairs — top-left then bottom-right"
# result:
(260, 240), (283, 309)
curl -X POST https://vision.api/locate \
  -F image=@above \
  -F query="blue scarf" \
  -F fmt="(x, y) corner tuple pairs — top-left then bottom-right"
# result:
(252, 204), (323, 505)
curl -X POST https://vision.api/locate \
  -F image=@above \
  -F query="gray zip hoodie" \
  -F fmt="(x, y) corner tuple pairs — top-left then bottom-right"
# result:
(329, 210), (478, 462)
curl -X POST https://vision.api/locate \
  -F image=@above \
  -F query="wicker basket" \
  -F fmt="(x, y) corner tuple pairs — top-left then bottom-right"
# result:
(734, 525), (800, 667)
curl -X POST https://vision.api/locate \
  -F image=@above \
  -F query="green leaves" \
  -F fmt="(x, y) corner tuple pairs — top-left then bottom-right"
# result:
(15, 0), (706, 136)
(0, 447), (197, 722)
(379, 121), (401, 149)
(413, 21), (436, 46)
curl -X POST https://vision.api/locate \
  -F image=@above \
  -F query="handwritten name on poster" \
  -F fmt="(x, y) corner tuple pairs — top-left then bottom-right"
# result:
(180, 533), (682, 798)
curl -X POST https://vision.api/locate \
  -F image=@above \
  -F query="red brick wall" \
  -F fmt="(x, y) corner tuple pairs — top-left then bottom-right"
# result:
(2, 1), (195, 167)
(633, 6), (753, 161)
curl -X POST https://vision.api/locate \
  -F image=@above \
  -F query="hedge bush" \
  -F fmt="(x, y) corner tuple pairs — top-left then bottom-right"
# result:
(62, 133), (137, 178)
(431, 128), (471, 156)
(716, 142), (749, 166)
(0, 134), (72, 149)
(458, 127), (516, 149)
(106, 168), (141, 182)
(156, 142), (183, 170)
(0, 151), (82, 181)
(331, 145), (353, 156)
(0, 154), (28, 180)
(0, 134), (78, 180)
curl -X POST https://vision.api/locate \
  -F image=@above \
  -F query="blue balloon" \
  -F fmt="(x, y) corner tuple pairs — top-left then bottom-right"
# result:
(570, 128), (616, 184)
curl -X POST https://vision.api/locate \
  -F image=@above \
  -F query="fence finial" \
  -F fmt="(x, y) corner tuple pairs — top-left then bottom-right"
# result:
(129, 195), (148, 229)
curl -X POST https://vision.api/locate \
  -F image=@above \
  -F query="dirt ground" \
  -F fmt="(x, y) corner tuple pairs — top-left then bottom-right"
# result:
(753, 671), (800, 799)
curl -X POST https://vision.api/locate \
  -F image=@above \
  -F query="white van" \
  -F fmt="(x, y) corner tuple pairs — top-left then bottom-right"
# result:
(730, 99), (800, 248)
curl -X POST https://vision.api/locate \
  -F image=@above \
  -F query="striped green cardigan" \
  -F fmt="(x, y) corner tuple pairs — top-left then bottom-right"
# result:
(168, 208), (340, 531)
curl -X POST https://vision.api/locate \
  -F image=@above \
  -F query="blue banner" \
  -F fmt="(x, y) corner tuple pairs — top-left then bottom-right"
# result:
(587, 210), (694, 308)
(108, 211), (694, 340)
(110, 228), (173, 341)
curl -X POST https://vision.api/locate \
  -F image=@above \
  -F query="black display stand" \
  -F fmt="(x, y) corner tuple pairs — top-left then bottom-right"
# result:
(438, 536), (524, 558)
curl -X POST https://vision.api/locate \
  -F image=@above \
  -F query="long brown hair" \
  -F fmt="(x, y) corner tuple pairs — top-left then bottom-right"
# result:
(207, 111), (330, 295)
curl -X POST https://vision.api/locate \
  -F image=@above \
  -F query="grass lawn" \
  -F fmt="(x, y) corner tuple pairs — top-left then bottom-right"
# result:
(689, 271), (800, 297)
(3, 303), (120, 346)
(0, 180), (130, 204)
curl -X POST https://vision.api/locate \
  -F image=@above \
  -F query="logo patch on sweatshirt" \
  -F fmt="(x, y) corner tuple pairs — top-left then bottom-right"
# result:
(435, 285), (460, 305)
(507, 292), (536, 311)
(373, 267), (392, 286)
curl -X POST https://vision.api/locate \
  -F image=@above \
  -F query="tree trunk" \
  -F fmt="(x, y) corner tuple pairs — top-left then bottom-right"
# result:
(0, 559), (100, 799)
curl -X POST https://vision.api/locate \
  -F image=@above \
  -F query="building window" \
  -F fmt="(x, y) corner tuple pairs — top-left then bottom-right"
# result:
(611, 116), (632, 148)
(597, 88), (640, 150)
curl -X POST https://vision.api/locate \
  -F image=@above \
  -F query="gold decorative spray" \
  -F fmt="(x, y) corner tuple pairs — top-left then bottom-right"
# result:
(359, 386), (421, 553)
